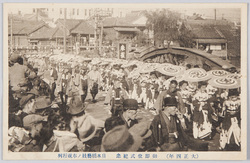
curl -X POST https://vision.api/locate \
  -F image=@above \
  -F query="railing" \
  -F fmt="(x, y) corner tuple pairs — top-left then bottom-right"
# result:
(211, 50), (227, 58)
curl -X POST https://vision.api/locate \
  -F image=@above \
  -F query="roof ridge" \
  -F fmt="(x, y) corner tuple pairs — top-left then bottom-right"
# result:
(51, 27), (59, 38)
(214, 26), (225, 38)
(70, 20), (83, 32)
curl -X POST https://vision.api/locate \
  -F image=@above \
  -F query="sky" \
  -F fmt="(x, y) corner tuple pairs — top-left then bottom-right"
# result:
(8, 7), (241, 23)
(170, 8), (241, 22)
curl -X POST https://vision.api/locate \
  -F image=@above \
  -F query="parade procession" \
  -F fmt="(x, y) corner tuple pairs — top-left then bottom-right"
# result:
(6, 6), (243, 154)
(8, 51), (241, 152)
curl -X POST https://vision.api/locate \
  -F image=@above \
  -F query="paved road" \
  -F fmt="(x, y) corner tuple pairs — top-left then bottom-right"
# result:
(84, 91), (221, 151)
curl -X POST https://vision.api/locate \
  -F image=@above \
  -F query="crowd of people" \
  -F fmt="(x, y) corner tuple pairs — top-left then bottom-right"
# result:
(8, 51), (241, 152)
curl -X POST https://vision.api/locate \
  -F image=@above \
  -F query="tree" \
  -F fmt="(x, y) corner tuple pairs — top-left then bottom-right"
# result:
(145, 9), (181, 48)
(133, 31), (148, 47)
(178, 22), (194, 48)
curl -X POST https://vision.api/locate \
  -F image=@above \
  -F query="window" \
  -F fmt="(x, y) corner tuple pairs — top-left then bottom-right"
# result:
(60, 8), (62, 15)
(33, 9), (36, 13)
(73, 9), (75, 15)
(52, 8), (54, 12)
(85, 9), (87, 16)
(77, 9), (79, 15)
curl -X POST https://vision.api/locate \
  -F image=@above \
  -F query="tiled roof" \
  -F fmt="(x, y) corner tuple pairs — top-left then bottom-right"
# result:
(103, 11), (146, 27)
(8, 20), (46, 35)
(114, 27), (140, 32)
(56, 19), (82, 31)
(185, 20), (235, 40)
(192, 26), (224, 39)
(29, 27), (57, 39)
(71, 21), (95, 35)
(29, 27), (68, 39)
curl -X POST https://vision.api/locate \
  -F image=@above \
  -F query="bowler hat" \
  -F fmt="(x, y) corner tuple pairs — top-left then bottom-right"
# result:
(101, 125), (143, 151)
(228, 89), (239, 97)
(123, 99), (138, 110)
(10, 53), (21, 64)
(163, 97), (177, 107)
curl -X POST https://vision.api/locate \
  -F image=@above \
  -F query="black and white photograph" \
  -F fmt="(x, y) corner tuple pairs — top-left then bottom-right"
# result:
(3, 3), (247, 160)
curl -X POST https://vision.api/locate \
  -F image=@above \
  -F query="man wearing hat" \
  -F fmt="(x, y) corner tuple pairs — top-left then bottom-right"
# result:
(146, 96), (208, 151)
(20, 114), (82, 152)
(154, 80), (185, 115)
(105, 99), (139, 130)
(19, 114), (48, 152)
(104, 76), (129, 116)
(67, 96), (105, 149)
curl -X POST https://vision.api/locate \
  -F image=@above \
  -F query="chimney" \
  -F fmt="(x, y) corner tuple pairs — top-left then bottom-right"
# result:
(214, 9), (216, 20)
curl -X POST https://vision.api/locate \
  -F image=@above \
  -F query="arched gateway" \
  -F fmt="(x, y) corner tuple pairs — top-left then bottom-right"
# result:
(139, 46), (235, 71)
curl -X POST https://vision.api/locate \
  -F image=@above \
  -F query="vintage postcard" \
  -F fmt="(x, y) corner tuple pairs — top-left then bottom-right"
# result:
(3, 3), (247, 160)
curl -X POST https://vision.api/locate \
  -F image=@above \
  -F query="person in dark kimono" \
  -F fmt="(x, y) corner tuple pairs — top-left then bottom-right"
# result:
(146, 97), (208, 151)
(80, 69), (88, 103)
(104, 77), (129, 116)
(154, 80), (185, 115)
(219, 89), (241, 151)
(192, 81), (213, 140)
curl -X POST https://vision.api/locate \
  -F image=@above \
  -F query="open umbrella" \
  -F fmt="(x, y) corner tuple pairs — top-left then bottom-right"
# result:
(208, 77), (240, 89)
(121, 60), (137, 68)
(157, 65), (185, 77)
(208, 70), (230, 78)
(184, 68), (211, 82)
(226, 73), (241, 80)
(128, 68), (141, 79)
(140, 63), (157, 74)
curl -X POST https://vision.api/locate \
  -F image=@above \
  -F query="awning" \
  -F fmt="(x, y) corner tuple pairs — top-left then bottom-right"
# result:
(194, 39), (227, 44)
(29, 40), (39, 43)
(114, 27), (140, 32)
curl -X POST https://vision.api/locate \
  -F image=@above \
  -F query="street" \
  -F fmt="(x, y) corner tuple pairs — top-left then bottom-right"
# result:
(84, 90), (221, 151)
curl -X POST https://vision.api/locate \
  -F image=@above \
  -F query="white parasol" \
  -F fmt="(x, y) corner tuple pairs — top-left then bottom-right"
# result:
(183, 68), (211, 82)
(208, 76), (240, 89)
(157, 64), (185, 77)
(208, 70), (230, 78)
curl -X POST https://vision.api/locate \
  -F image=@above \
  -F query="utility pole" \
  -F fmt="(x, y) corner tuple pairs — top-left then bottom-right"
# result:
(10, 12), (13, 54)
(64, 8), (66, 54)
(94, 11), (97, 50)
(214, 9), (217, 25)
(99, 20), (103, 55)
(214, 9), (216, 20)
